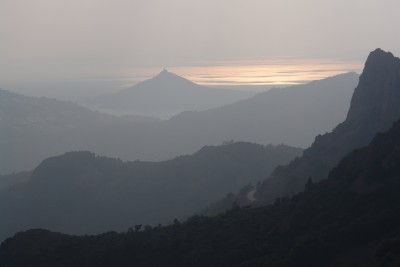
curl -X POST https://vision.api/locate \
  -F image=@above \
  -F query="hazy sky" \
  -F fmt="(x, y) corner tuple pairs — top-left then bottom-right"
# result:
(1, 0), (399, 86)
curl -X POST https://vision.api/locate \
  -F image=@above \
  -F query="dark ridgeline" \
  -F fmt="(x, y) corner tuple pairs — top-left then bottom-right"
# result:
(0, 142), (302, 242)
(0, 71), (357, 175)
(252, 48), (400, 203)
(2, 92), (400, 267)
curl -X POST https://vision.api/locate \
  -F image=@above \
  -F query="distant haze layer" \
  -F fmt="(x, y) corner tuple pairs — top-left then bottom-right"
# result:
(0, 58), (363, 101)
(2, 0), (399, 89)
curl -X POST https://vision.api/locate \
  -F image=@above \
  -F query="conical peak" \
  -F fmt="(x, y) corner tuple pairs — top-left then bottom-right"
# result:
(156, 68), (176, 76)
(151, 69), (195, 86)
(154, 68), (179, 79)
(159, 68), (169, 75)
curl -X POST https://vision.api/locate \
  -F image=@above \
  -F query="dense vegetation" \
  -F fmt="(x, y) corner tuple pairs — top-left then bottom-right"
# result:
(2, 118), (400, 267)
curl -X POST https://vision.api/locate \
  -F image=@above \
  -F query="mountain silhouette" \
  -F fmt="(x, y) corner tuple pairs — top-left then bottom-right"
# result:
(346, 49), (400, 123)
(85, 69), (254, 117)
(0, 72), (357, 174)
(0, 142), (301, 242)
(168, 72), (358, 148)
(253, 48), (400, 203)
(0, 88), (160, 174)
(3, 110), (400, 267)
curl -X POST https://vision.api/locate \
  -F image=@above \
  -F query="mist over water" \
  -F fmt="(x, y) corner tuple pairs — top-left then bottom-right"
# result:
(0, 58), (363, 102)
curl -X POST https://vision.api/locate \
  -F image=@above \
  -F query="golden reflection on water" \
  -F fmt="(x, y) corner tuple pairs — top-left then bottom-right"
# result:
(124, 58), (363, 87)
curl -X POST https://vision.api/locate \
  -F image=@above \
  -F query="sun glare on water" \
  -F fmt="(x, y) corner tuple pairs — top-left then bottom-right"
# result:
(120, 58), (363, 89)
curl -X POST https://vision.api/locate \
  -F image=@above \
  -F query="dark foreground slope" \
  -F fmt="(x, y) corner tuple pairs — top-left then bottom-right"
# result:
(0, 142), (301, 242)
(254, 48), (400, 203)
(2, 117), (400, 267)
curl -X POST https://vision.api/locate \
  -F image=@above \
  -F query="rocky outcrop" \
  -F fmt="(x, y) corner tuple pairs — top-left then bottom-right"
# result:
(256, 49), (400, 203)
(347, 48), (400, 124)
